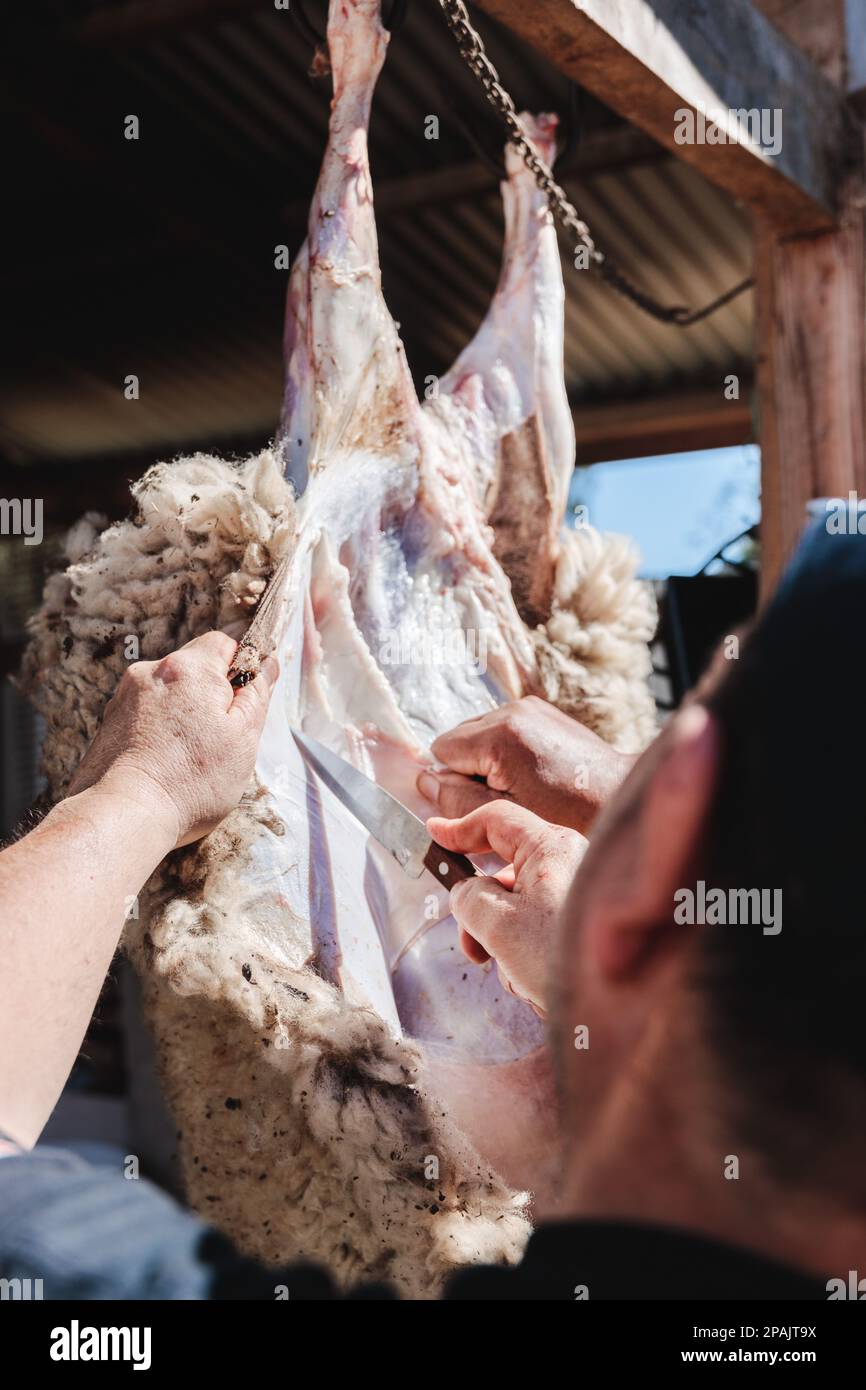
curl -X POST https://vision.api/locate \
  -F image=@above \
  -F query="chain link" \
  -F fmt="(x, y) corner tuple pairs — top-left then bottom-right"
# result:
(434, 0), (753, 326)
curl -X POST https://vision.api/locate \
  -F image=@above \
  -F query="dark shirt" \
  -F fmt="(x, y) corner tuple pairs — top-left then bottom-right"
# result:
(443, 1219), (827, 1300)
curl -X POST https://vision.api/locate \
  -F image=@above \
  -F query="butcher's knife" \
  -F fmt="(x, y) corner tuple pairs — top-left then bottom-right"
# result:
(292, 729), (477, 893)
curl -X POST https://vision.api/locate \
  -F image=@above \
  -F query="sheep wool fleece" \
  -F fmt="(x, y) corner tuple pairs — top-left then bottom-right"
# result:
(20, 450), (656, 1297)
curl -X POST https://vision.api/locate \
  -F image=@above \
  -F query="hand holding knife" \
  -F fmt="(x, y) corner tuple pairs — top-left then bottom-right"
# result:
(228, 561), (476, 891)
(292, 730), (476, 891)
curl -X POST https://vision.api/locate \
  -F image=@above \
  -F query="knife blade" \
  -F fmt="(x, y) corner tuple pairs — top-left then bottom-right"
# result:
(292, 729), (476, 892)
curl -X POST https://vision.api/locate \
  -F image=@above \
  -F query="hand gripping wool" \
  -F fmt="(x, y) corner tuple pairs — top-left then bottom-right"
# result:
(21, 0), (658, 1297)
(22, 452), (535, 1297)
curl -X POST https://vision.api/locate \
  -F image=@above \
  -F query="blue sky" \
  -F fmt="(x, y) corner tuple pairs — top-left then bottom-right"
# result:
(568, 445), (761, 579)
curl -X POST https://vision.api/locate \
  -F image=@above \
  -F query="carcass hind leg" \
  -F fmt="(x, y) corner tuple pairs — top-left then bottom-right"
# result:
(280, 0), (419, 490)
(424, 114), (575, 624)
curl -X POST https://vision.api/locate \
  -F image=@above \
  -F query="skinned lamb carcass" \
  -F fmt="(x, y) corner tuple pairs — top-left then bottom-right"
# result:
(21, 0), (657, 1298)
(262, 0), (574, 1160)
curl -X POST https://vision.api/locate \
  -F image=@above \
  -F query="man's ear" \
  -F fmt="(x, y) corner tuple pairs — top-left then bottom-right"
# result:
(592, 704), (720, 979)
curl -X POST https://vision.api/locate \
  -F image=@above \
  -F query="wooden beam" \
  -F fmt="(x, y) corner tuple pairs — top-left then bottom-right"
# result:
(283, 125), (666, 224)
(472, 0), (854, 230)
(573, 382), (754, 465)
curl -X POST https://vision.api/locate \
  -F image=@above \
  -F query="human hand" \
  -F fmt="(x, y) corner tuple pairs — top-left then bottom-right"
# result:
(67, 632), (279, 848)
(418, 695), (634, 834)
(427, 800), (587, 1016)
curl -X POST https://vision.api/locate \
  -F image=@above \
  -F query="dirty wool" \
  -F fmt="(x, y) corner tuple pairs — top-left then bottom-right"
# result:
(21, 0), (657, 1300)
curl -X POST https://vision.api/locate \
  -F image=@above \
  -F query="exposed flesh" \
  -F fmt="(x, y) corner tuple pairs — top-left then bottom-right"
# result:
(254, 0), (575, 1181)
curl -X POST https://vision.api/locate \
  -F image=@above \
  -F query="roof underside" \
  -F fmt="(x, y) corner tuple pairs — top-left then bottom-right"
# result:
(1, 0), (755, 510)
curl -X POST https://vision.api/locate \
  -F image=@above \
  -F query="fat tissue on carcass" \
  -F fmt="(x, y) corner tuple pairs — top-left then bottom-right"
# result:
(21, 0), (657, 1298)
(267, 0), (568, 1057)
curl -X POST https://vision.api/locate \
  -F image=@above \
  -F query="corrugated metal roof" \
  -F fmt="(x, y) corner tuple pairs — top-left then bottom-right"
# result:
(0, 0), (754, 479)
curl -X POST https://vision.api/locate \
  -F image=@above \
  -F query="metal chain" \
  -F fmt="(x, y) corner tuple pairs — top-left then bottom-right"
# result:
(434, 0), (754, 326)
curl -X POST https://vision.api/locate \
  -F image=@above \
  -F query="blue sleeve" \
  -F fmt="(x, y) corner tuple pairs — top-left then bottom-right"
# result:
(0, 1145), (336, 1300)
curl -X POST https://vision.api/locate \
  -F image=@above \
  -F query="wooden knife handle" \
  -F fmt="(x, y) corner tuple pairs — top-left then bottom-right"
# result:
(423, 841), (477, 891)
(228, 553), (292, 687)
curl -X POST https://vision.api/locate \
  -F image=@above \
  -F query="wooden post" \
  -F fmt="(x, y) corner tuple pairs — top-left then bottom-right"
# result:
(473, 1), (864, 595)
(754, 181), (866, 589)
(753, 1), (866, 593)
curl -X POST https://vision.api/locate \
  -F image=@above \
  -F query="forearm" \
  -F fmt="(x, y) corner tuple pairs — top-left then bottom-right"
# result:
(0, 781), (175, 1146)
